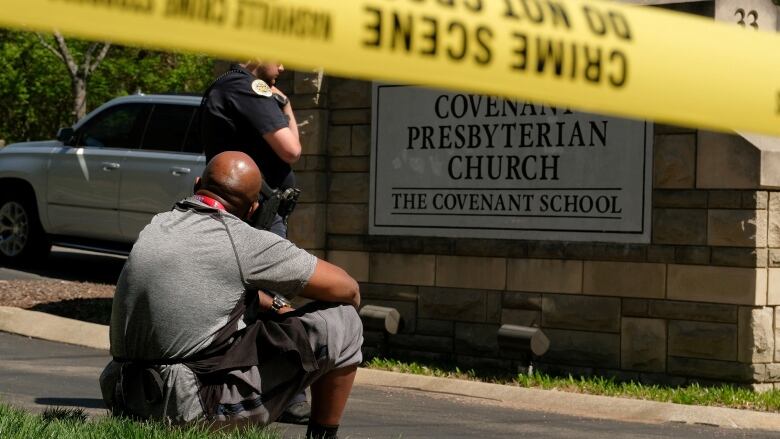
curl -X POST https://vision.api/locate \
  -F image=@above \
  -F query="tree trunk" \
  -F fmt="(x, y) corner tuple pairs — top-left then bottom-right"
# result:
(72, 77), (87, 121)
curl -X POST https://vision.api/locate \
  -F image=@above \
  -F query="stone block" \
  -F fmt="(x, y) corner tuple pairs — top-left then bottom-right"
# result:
(769, 193), (780, 247)
(455, 239), (514, 258)
(592, 243), (646, 262)
(654, 134), (696, 188)
(621, 318), (666, 373)
(327, 204), (368, 235)
(654, 123), (695, 135)
(708, 209), (767, 248)
(527, 241), (566, 259)
(389, 334), (453, 353)
(330, 157), (369, 172)
(502, 292), (542, 310)
(327, 125), (351, 156)
(501, 309), (541, 327)
(435, 256), (506, 291)
(668, 321), (737, 361)
(697, 131), (760, 189)
(290, 93), (328, 110)
(583, 261), (666, 298)
(542, 329), (620, 368)
(327, 235), (366, 251)
(621, 299), (649, 317)
(776, 307), (780, 362)
(359, 283), (418, 302)
(652, 208), (707, 245)
(365, 236), (391, 252)
(296, 109), (327, 155)
(287, 203), (326, 249)
(418, 287), (486, 322)
(667, 265), (766, 305)
(422, 237), (456, 255)
(675, 246), (710, 265)
(362, 299), (416, 333)
(743, 191), (768, 209)
(455, 323), (500, 356)
(770, 250), (780, 267)
(667, 357), (759, 382)
(330, 109), (371, 125)
(370, 253), (436, 286)
(486, 291), (501, 323)
(416, 319), (454, 337)
(648, 301), (737, 323)
(506, 259), (582, 294)
(708, 191), (743, 208)
(652, 190), (708, 208)
(329, 78), (371, 108)
(294, 70), (326, 94)
(541, 294), (620, 332)
(351, 125), (371, 156)
(329, 173), (369, 204)
(711, 247), (767, 268)
(295, 172), (327, 203)
(738, 307), (775, 363)
(771, 269), (780, 305)
(326, 250), (369, 282)
(646, 245), (676, 263)
(388, 237), (424, 254)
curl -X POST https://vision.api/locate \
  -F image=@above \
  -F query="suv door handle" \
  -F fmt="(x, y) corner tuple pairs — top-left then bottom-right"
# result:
(170, 166), (191, 176)
(101, 162), (120, 171)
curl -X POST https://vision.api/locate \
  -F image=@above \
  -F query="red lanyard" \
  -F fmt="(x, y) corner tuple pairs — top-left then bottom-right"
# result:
(193, 195), (226, 212)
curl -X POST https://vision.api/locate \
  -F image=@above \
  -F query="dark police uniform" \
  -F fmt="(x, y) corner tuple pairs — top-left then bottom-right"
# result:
(201, 64), (296, 193)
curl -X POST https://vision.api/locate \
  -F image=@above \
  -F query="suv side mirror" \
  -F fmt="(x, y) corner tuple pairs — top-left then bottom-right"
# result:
(57, 127), (75, 145)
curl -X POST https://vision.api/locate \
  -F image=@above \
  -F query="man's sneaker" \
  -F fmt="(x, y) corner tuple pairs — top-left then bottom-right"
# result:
(277, 400), (311, 425)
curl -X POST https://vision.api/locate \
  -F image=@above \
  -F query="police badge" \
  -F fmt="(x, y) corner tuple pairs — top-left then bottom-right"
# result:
(251, 79), (272, 97)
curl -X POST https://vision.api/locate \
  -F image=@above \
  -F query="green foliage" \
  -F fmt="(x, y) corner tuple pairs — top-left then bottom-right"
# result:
(0, 30), (215, 143)
(365, 357), (780, 412)
(0, 404), (280, 439)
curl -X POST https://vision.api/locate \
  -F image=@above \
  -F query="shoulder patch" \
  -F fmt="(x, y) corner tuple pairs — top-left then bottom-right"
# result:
(251, 79), (272, 97)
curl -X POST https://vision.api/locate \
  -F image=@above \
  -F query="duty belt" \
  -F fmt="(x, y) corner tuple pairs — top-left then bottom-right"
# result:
(255, 181), (301, 230)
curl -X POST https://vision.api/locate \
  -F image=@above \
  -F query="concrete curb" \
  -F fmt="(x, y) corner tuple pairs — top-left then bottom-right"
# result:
(0, 306), (109, 351)
(355, 369), (780, 431)
(2, 306), (779, 431)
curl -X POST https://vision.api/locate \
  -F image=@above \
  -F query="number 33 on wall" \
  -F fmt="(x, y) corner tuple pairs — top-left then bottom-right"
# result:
(735, 8), (760, 28)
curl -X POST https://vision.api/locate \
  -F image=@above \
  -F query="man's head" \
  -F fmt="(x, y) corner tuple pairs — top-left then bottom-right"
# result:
(194, 151), (262, 219)
(241, 60), (284, 86)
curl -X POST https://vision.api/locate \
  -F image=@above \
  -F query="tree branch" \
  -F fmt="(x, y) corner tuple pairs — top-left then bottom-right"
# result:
(88, 43), (111, 74)
(52, 32), (78, 77)
(82, 42), (98, 75)
(35, 33), (65, 63)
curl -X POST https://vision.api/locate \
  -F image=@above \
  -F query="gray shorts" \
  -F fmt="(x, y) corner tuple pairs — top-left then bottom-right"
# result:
(100, 303), (363, 425)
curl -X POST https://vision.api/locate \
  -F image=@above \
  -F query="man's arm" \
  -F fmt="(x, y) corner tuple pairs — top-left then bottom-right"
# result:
(300, 259), (360, 308)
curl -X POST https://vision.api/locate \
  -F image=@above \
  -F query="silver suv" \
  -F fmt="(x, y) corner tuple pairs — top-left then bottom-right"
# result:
(0, 94), (206, 263)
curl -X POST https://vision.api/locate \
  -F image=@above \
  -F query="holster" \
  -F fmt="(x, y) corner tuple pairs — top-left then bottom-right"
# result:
(253, 182), (301, 231)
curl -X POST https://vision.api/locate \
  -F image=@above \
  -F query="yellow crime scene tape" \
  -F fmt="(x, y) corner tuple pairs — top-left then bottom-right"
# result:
(1, 0), (779, 135)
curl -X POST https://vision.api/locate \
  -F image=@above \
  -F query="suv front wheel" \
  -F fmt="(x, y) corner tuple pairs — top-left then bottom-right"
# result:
(0, 194), (51, 265)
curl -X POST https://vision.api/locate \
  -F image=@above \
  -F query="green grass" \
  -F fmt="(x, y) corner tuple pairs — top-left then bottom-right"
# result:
(365, 357), (780, 412)
(0, 405), (281, 439)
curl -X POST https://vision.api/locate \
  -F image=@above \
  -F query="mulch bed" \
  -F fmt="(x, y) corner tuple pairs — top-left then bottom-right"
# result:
(0, 280), (114, 325)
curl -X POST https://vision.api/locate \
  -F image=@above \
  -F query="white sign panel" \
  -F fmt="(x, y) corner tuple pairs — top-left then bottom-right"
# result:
(369, 84), (653, 243)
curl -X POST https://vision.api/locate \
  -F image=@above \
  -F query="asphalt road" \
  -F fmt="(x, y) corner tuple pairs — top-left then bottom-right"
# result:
(2, 250), (780, 437)
(1, 332), (778, 438)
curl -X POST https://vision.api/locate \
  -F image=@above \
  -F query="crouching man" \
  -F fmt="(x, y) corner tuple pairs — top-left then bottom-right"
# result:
(100, 151), (362, 439)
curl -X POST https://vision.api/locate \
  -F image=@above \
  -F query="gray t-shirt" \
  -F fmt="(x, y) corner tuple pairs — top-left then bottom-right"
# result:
(109, 198), (317, 360)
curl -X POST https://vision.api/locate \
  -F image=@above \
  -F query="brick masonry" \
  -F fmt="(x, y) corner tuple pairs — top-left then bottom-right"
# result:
(283, 71), (780, 385)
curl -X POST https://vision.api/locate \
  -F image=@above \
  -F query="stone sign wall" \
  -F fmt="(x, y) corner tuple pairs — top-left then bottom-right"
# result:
(370, 85), (653, 243)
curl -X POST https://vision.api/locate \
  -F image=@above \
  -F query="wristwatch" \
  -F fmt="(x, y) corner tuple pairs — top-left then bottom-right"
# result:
(270, 294), (291, 313)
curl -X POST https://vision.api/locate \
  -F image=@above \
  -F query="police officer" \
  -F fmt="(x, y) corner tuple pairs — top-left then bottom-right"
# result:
(201, 60), (301, 234)
(199, 60), (309, 423)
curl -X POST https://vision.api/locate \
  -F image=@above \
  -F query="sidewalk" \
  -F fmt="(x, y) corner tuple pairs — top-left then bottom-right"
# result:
(1, 306), (779, 433)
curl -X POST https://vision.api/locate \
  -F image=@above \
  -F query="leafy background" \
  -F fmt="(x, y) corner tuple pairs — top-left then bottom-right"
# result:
(0, 30), (215, 143)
